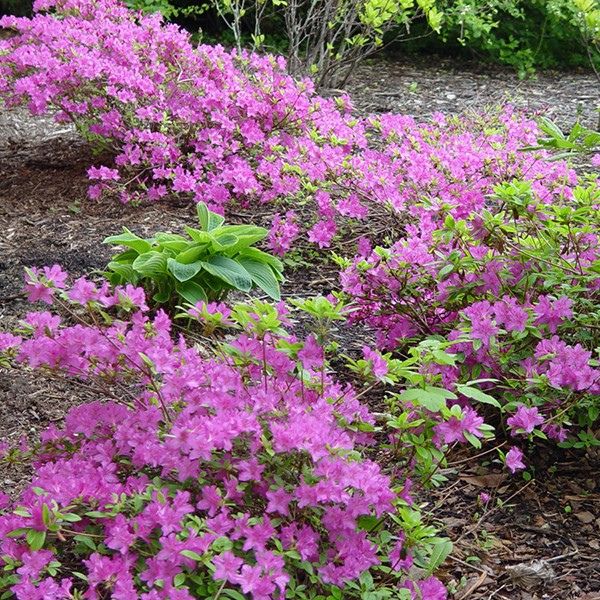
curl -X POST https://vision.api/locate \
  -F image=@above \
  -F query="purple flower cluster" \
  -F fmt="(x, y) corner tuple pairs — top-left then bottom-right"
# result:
(0, 0), (574, 255)
(0, 271), (453, 599)
(340, 164), (600, 453)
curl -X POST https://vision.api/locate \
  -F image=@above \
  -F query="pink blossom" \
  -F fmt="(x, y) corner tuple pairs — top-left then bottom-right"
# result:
(362, 346), (388, 379)
(507, 404), (544, 435)
(434, 407), (484, 446)
(298, 335), (324, 370)
(505, 446), (526, 473)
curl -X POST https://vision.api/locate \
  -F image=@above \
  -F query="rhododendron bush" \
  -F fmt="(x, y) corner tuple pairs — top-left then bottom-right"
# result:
(0, 273), (461, 599)
(0, 0), (575, 252)
(339, 175), (600, 447)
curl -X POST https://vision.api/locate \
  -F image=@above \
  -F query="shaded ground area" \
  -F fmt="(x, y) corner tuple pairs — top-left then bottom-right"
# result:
(351, 54), (599, 130)
(1, 56), (599, 599)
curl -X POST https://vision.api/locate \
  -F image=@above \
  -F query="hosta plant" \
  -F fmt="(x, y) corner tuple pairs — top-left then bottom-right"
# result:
(104, 202), (284, 307)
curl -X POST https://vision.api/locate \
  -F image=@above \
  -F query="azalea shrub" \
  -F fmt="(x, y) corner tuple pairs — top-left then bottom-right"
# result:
(0, 269), (479, 600)
(0, 0), (576, 255)
(338, 172), (600, 451)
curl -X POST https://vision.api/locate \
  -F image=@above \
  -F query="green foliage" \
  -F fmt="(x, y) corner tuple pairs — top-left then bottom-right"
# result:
(525, 117), (600, 159)
(103, 202), (284, 308)
(124, 0), (208, 19)
(4, 0), (599, 77)
(414, 0), (600, 75)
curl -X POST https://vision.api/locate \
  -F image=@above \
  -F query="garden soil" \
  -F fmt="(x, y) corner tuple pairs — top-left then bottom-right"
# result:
(1, 55), (599, 599)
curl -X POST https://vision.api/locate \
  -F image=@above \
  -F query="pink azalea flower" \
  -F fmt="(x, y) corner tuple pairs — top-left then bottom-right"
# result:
(298, 335), (324, 370)
(507, 404), (544, 435)
(505, 446), (526, 473)
(362, 346), (388, 379)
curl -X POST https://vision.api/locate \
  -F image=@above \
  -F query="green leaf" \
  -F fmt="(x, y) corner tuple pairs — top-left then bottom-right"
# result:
(61, 513), (82, 522)
(538, 117), (565, 141)
(464, 431), (482, 448)
(238, 247), (283, 273)
(201, 256), (252, 292)
(197, 202), (225, 231)
(154, 233), (189, 252)
(210, 233), (239, 251)
(103, 228), (152, 254)
(176, 281), (208, 305)
(218, 227), (267, 253)
(237, 258), (281, 300)
(132, 251), (167, 276)
(221, 590), (246, 600)
(74, 534), (96, 552)
(109, 249), (139, 263)
(106, 261), (137, 283)
(455, 384), (501, 409)
(398, 386), (456, 412)
(427, 539), (453, 573)
(184, 227), (212, 244)
(167, 258), (204, 282)
(7, 528), (28, 538)
(26, 529), (46, 551)
(153, 278), (175, 304)
(176, 243), (208, 264)
(180, 550), (204, 561)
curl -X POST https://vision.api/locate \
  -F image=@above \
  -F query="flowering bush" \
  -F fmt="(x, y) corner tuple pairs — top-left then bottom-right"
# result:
(339, 173), (600, 451)
(0, 0), (575, 255)
(0, 269), (469, 599)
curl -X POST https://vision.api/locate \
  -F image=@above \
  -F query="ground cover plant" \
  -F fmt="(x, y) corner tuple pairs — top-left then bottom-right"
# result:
(0, 275), (459, 599)
(0, 0), (599, 598)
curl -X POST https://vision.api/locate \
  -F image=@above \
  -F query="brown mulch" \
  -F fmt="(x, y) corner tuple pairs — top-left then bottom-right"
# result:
(1, 56), (599, 599)
(350, 53), (600, 130)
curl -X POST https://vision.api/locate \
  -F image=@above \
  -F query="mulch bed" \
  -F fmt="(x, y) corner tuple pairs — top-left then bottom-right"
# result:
(1, 55), (599, 599)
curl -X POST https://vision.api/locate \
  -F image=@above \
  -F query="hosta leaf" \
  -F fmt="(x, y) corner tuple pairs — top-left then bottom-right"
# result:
(153, 278), (175, 304)
(177, 243), (208, 264)
(132, 251), (167, 276)
(110, 249), (138, 263)
(219, 224), (267, 237)
(184, 227), (212, 244)
(106, 261), (137, 283)
(167, 258), (204, 282)
(238, 247), (284, 274)
(225, 235), (269, 254)
(201, 256), (252, 292)
(196, 202), (225, 231)
(237, 258), (281, 300)
(154, 233), (189, 252)
(176, 281), (208, 305)
(103, 228), (152, 254)
(210, 233), (239, 251)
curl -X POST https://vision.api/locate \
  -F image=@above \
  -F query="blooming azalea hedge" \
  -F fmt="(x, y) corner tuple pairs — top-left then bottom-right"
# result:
(0, 0), (575, 252)
(0, 272), (460, 599)
(0, 0), (599, 598)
